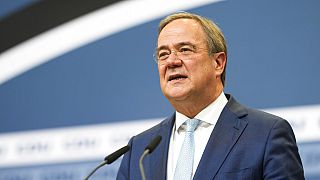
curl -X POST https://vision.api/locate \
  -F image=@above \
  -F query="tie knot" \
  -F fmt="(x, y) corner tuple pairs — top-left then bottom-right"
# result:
(185, 119), (200, 132)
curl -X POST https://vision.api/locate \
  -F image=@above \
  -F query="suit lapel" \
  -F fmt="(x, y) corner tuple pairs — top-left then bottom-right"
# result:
(148, 115), (175, 180)
(193, 96), (248, 180)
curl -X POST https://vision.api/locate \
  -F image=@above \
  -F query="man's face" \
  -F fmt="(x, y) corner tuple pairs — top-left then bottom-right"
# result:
(157, 19), (222, 104)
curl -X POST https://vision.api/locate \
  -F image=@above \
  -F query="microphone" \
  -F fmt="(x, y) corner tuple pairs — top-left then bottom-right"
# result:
(139, 135), (162, 180)
(104, 145), (130, 164)
(83, 145), (130, 180)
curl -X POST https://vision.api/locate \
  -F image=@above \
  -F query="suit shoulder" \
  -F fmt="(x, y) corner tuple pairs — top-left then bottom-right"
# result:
(245, 107), (291, 129)
(227, 95), (288, 126)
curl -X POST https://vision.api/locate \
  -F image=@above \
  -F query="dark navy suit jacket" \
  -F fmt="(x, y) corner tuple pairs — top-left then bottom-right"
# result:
(116, 95), (304, 180)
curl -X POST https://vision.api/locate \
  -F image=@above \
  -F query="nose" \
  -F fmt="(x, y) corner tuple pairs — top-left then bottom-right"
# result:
(166, 51), (182, 67)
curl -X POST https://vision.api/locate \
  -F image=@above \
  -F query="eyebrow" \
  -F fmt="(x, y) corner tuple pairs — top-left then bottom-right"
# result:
(157, 42), (196, 52)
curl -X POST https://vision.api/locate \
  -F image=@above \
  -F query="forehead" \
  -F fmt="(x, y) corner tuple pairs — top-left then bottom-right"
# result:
(157, 18), (206, 47)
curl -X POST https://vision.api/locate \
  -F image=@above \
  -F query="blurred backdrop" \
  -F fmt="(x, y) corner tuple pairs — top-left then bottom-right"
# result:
(0, 0), (320, 179)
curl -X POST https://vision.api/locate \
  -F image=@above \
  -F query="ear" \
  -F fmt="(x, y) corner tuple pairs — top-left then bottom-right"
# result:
(212, 52), (227, 76)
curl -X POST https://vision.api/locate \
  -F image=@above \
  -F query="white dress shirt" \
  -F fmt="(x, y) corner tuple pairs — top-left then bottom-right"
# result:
(166, 92), (228, 180)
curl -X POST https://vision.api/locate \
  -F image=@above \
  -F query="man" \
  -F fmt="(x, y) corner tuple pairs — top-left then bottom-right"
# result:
(117, 12), (304, 180)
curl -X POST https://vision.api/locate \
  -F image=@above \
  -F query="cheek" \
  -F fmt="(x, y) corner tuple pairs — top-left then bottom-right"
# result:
(185, 61), (201, 76)
(158, 64), (163, 73)
(190, 61), (214, 81)
(158, 65), (166, 81)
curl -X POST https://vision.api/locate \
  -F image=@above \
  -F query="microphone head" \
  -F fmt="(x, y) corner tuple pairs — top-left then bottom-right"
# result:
(145, 135), (162, 153)
(104, 145), (130, 164)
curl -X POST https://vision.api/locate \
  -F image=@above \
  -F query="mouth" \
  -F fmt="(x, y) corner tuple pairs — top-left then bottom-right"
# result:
(168, 74), (188, 82)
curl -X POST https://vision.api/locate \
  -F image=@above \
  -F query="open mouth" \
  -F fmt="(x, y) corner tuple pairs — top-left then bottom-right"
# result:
(168, 74), (187, 81)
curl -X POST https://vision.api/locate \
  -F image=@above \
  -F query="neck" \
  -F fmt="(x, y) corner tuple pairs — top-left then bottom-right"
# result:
(171, 88), (223, 118)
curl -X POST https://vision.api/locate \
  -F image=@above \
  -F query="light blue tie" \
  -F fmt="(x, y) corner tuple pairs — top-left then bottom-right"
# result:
(173, 119), (200, 180)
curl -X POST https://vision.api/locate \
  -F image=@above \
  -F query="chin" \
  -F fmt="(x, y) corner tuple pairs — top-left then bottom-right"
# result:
(165, 91), (190, 101)
(161, 84), (191, 99)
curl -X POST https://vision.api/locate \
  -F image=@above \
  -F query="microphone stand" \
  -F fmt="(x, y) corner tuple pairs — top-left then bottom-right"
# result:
(139, 150), (150, 180)
(138, 136), (162, 180)
(83, 145), (130, 180)
(84, 161), (108, 180)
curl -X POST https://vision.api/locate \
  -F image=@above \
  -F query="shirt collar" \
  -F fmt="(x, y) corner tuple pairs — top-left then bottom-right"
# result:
(175, 92), (228, 133)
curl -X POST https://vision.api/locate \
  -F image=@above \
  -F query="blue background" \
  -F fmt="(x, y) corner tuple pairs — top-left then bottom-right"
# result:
(0, 0), (319, 179)
(1, 0), (319, 132)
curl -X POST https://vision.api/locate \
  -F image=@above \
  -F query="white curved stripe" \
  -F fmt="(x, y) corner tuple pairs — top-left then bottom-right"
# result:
(0, 118), (161, 167)
(264, 104), (320, 142)
(1, 104), (320, 166)
(0, 0), (223, 85)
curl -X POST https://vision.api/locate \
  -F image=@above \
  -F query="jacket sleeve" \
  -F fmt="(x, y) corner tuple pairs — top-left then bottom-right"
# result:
(263, 119), (305, 179)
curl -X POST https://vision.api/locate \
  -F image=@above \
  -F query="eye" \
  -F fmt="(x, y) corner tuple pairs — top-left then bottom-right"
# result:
(179, 46), (195, 54)
(158, 51), (170, 60)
